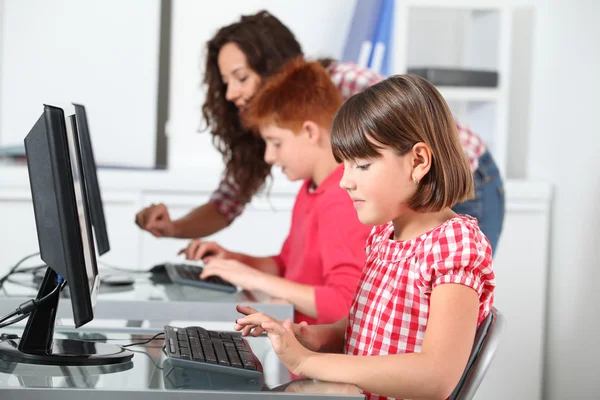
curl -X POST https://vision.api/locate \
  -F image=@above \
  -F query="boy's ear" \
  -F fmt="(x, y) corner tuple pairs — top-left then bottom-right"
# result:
(411, 142), (432, 182)
(301, 121), (322, 145)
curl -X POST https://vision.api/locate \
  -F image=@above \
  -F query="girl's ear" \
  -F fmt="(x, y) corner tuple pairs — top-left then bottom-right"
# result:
(301, 121), (322, 145)
(411, 142), (432, 183)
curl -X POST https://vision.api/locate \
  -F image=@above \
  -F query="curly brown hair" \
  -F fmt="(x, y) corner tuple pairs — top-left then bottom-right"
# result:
(201, 11), (303, 204)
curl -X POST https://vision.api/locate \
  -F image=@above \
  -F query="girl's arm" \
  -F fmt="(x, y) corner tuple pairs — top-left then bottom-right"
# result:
(295, 284), (480, 399)
(305, 317), (348, 353)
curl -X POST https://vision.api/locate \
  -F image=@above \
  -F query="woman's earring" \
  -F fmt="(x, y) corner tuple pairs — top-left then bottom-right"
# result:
(413, 176), (419, 185)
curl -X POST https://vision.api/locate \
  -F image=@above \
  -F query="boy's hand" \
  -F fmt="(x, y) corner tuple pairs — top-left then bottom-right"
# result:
(178, 240), (229, 262)
(234, 305), (321, 351)
(201, 259), (263, 290)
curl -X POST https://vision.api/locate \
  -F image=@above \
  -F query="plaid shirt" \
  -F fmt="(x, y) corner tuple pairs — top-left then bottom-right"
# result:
(209, 62), (486, 222)
(345, 216), (495, 400)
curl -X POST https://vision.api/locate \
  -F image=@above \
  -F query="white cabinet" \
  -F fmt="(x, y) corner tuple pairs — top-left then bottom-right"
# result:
(0, 188), (141, 273)
(476, 182), (551, 400)
(0, 189), (39, 269)
(0, 166), (297, 276)
(95, 191), (144, 270)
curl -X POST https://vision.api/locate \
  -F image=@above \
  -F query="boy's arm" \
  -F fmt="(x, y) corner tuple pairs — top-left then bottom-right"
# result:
(229, 252), (279, 275)
(255, 274), (318, 318)
(298, 284), (480, 400)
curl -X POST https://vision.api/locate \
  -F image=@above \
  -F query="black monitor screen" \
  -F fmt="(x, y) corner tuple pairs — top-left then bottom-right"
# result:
(73, 104), (110, 256)
(66, 113), (100, 300)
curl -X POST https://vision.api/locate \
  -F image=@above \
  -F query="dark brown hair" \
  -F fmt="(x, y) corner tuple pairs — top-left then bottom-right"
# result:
(243, 58), (343, 134)
(201, 11), (303, 203)
(331, 74), (474, 212)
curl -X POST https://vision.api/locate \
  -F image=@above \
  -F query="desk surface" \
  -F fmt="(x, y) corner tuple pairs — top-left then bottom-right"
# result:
(0, 276), (294, 328)
(0, 328), (363, 399)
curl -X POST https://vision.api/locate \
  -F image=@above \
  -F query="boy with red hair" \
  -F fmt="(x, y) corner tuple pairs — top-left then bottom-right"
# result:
(181, 58), (370, 325)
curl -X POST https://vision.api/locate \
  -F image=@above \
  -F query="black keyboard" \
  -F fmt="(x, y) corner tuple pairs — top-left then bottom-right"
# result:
(164, 263), (237, 293)
(164, 325), (263, 378)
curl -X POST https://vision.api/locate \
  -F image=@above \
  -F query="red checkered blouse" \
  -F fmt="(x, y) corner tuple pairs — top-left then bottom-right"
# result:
(344, 215), (495, 400)
(209, 62), (486, 222)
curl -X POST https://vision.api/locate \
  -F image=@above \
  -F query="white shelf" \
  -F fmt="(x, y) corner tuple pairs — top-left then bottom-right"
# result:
(404, 0), (507, 10)
(436, 86), (502, 102)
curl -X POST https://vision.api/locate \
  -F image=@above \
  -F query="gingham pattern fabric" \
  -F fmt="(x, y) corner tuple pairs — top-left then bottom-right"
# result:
(208, 174), (244, 222)
(209, 63), (486, 222)
(345, 215), (495, 400)
(455, 119), (486, 172)
(326, 61), (383, 101)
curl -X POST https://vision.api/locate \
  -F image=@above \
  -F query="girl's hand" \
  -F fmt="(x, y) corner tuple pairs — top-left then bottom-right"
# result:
(235, 308), (314, 376)
(263, 318), (315, 376)
(201, 259), (264, 290)
(234, 305), (321, 351)
(178, 240), (230, 262)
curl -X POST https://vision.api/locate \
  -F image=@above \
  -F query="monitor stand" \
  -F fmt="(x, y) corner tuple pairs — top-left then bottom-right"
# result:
(0, 268), (133, 366)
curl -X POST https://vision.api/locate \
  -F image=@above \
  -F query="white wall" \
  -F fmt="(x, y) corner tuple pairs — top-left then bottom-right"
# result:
(167, 0), (357, 170)
(0, 0), (4, 128)
(506, 7), (534, 179)
(526, 0), (600, 398)
(0, 0), (160, 168)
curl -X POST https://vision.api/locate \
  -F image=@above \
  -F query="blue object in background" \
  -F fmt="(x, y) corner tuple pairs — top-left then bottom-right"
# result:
(341, 0), (395, 76)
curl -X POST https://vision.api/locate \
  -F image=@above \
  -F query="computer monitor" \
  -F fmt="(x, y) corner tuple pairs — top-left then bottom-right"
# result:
(0, 104), (132, 366)
(73, 103), (110, 256)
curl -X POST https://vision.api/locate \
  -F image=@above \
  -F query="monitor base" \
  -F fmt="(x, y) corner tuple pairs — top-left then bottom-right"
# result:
(0, 338), (133, 366)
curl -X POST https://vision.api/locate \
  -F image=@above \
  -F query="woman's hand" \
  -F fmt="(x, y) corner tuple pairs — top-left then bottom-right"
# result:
(200, 259), (264, 290)
(135, 203), (175, 238)
(178, 240), (230, 262)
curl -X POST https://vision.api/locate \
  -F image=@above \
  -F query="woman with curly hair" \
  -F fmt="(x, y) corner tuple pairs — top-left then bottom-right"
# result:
(135, 10), (381, 237)
(135, 10), (505, 254)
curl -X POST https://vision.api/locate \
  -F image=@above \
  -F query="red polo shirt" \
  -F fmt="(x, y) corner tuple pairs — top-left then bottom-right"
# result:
(272, 165), (371, 324)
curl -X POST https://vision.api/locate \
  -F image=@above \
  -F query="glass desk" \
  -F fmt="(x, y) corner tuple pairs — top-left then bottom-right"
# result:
(0, 328), (363, 400)
(0, 275), (294, 330)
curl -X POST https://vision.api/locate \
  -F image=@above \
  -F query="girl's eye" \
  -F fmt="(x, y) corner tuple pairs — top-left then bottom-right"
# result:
(356, 163), (370, 171)
(239, 76), (248, 83)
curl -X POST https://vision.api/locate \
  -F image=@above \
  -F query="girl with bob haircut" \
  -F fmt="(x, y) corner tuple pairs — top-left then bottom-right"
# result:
(234, 74), (496, 400)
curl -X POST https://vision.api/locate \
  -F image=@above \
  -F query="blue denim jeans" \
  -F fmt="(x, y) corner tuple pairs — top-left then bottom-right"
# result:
(452, 151), (505, 255)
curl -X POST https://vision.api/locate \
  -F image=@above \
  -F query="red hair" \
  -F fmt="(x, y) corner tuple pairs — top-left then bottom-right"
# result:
(242, 58), (343, 133)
